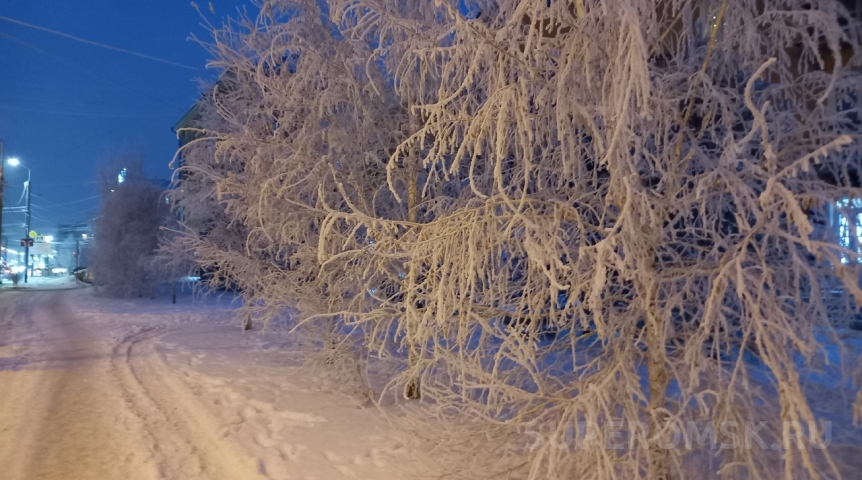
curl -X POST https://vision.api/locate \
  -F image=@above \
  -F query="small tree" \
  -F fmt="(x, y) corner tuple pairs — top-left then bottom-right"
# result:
(92, 158), (170, 297)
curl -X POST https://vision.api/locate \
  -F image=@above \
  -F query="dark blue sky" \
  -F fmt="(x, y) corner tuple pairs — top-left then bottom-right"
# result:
(0, 0), (254, 237)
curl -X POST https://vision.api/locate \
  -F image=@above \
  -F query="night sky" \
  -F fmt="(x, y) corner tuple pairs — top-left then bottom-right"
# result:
(0, 0), (254, 237)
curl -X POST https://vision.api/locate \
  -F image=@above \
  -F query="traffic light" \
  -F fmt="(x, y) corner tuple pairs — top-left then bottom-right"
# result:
(20, 238), (34, 247)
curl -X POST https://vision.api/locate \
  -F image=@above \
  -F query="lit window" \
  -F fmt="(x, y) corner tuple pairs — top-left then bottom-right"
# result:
(836, 198), (862, 263)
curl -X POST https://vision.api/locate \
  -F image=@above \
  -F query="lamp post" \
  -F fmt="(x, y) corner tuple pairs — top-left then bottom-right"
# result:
(8, 158), (31, 283)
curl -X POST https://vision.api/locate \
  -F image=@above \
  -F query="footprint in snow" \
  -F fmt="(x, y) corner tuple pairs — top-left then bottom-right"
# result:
(248, 399), (274, 413)
(335, 464), (357, 477)
(254, 432), (279, 448)
(279, 410), (326, 425)
(241, 406), (258, 419)
(200, 376), (225, 387)
(279, 443), (306, 461)
(269, 419), (285, 433)
(367, 449), (388, 468)
(323, 451), (343, 462)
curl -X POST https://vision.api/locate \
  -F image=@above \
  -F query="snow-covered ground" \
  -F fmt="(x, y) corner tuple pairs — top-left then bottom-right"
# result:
(0, 284), (442, 480)
(4, 279), (862, 479)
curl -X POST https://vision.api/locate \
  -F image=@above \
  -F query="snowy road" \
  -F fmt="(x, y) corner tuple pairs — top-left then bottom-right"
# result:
(0, 289), (261, 480)
(0, 287), (435, 480)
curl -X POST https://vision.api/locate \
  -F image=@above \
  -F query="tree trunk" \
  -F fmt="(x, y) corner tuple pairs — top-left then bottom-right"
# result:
(404, 115), (421, 400)
(243, 289), (253, 331)
(646, 318), (671, 480)
(643, 238), (671, 479)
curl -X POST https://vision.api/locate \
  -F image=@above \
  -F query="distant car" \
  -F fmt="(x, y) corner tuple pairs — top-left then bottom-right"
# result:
(73, 267), (93, 284)
(0, 267), (24, 285)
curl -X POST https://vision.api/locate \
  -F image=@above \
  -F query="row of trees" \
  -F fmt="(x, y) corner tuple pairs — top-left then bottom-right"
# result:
(162, 1), (862, 478)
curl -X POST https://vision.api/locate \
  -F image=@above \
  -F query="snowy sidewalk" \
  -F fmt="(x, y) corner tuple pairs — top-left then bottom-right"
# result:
(129, 299), (427, 479)
(0, 288), (436, 480)
(0, 275), (82, 290)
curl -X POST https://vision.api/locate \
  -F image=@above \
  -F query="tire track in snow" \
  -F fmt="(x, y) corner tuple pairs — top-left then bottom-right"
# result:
(0, 290), (264, 480)
(0, 291), (159, 480)
(109, 318), (265, 480)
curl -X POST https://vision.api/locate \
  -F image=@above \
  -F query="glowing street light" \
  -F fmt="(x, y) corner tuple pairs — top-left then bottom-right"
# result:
(7, 157), (20, 166)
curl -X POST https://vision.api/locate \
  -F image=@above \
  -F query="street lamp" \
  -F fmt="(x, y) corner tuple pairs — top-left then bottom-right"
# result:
(7, 158), (32, 283)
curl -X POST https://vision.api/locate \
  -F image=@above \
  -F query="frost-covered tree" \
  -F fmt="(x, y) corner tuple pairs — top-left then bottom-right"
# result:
(166, 2), (415, 346)
(319, 0), (862, 479)
(92, 159), (171, 297)
(166, 0), (862, 478)
(162, 75), (252, 294)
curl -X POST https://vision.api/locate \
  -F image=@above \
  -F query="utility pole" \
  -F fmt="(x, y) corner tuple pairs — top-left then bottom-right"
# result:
(24, 179), (30, 283)
(0, 139), (5, 254)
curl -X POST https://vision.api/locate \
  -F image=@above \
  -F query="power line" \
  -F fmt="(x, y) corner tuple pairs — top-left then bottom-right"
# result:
(31, 204), (76, 219)
(5, 195), (103, 226)
(0, 105), (177, 117)
(0, 80), (127, 90)
(26, 121), (131, 172)
(33, 181), (99, 187)
(0, 32), (185, 113)
(32, 194), (101, 208)
(28, 212), (53, 224)
(0, 15), (199, 71)
(26, 202), (99, 223)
